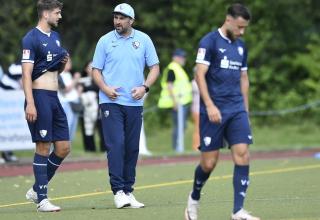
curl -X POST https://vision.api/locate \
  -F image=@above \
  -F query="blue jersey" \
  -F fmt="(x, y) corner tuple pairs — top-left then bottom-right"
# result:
(92, 29), (159, 106)
(21, 27), (68, 81)
(196, 29), (248, 113)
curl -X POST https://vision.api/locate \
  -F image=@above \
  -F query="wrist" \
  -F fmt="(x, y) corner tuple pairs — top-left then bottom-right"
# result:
(142, 84), (149, 93)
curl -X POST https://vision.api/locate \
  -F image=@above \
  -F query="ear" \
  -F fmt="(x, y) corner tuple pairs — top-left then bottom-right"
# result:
(129, 19), (134, 25)
(43, 11), (49, 20)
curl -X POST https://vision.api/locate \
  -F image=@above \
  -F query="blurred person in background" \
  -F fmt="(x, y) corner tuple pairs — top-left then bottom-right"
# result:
(158, 48), (192, 152)
(58, 57), (82, 142)
(185, 3), (260, 220)
(191, 76), (200, 151)
(22, 0), (70, 212)
(91, 3), (160, 209)
(0, 62), (22, 163)
(79, 61), (104, 152)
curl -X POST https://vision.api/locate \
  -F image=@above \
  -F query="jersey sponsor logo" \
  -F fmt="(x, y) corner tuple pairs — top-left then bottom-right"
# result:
(132, 41), (140, 49)
(220, 56), (242, 70)
(203, 136), (211, 146)
(104, 110), (109, 118)
(22, 49), (30, 59)
(196, 48), (206, 60)
(220, 56), (229, 69)
(238, 46), (244, 56)
(219, 48), (226, 53)
(56, 40), (61, 47)
(39, 130), (47, 138)
(47, 51), (52, 62)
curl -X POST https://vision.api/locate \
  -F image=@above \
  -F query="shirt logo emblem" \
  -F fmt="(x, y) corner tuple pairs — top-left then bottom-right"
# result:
(196, 48), (206, 60)
(22, 49), (30, 59)
(238, 46), (244, 56)
(42, 43), (48, 47)
(132, 41), (140, 49)
(203, 136), (211, 146)
(56, 40), (60, 47)
(39, 130), (47, 138)
(219, 48), (226, 53)
(104, 110), (109, 118)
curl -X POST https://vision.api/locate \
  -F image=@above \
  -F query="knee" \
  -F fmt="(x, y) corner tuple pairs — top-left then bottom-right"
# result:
(200, 160), (217, 173)
(55, 142), (70, 158)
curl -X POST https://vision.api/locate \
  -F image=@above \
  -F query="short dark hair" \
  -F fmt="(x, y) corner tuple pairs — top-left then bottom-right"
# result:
(227, 3), (251, 21)
(37, 0), (63, 19)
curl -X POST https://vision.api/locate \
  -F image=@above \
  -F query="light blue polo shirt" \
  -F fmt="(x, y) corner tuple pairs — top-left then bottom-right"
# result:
(92, 29), (159, 106)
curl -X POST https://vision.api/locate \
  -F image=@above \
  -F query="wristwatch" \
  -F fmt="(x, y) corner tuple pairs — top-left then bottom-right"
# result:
(142, 85), (149, 93)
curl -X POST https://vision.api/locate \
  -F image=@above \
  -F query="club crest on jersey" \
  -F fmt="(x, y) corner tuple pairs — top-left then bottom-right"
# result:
(56, 40), (61, 47)
(132, 41), (140, 49)
(104, 110), (109, 118)
(39, 130), (47, 138)
(238, 46), (244, 56)
(203, 136), (211, 146)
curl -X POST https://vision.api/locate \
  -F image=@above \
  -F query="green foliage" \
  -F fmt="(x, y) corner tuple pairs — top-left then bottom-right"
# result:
(0, 0), (319, 126)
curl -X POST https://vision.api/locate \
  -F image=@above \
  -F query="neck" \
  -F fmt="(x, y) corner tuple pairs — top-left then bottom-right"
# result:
(220, 25), (228, 37)
(120, 27), (133, 37)
(37, 20), (51, 33)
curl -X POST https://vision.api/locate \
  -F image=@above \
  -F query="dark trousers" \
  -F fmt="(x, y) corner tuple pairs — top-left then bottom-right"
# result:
(100, 103), (142, 194)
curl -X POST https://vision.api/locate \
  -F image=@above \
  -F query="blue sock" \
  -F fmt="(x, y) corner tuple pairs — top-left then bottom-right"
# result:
(47, 152), (64, 182)
(191, 165), (210, 200)
(233, 165), (249, 213)
(32, 153), (48, 203)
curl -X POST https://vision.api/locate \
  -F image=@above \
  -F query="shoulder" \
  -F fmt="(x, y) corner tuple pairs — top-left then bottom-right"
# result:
(98, 31), (114, 43)
(22, 28), (37, 41)
(199, 30), (219, 47)
(134, 29), (152, 41)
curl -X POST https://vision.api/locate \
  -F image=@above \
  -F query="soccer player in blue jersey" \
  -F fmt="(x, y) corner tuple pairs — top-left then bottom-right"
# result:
(21, 0), (70, 212)
(91, 3), (160, 209)
(185, 4), (260, 220)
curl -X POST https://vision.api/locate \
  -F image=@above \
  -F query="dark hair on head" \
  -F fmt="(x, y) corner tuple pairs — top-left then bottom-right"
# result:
(227, 3), (251, 20)
(37, 0), (63, 19)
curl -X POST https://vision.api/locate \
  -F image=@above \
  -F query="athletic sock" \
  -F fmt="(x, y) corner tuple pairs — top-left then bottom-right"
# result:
(47, 152), (64, 182)
(32, 153), (48, 203)
(191, 165), (211, 200)
(233, 164), (249, 213)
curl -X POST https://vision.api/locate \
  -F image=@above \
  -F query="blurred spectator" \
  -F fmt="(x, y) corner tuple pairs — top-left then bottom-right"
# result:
(0, 62), (22, 162)
(191, 78), (200, 151)
(79, 61), (105, 152)
(158, 49), (192, 152)
(58, 58), (82, 142)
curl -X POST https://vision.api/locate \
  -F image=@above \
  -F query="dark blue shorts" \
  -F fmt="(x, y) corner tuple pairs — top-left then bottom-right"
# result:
(199, 111), (252, 152)
(25, 89), (69, 143)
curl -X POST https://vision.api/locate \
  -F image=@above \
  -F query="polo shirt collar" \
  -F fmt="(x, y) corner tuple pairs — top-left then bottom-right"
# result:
(114, 28), (135, 39)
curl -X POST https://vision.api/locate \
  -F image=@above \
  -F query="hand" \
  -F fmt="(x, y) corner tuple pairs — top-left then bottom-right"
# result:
(25, 103), (37, 123)
(131, 86), (145, 100)
(206, 104), (222, 124)
(61, 54), (69, 64)
(104, 86), (120, 101)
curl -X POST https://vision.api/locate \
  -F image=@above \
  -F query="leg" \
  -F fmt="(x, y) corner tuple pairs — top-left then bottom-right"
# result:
(47, 140), (70, 182)
(191, 150), (219, 200)
(100, 104), (126, 194)
(171, 109), (178, 151)
(33, 142), (51, 203)
(191, 111), (200, 151)
(123, 106), (142, 193)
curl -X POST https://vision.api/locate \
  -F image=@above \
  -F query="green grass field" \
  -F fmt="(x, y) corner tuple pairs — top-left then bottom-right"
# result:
(1, 157), (320, 220)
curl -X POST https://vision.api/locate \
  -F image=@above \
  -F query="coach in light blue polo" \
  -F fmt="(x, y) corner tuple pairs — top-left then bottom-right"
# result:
(91, 3), (160, 209)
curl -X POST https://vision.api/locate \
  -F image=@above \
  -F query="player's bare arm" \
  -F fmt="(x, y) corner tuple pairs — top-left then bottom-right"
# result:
(195, 63), (222, 123)
(22, 62), (37, 123)
(240, 70), (249, 112)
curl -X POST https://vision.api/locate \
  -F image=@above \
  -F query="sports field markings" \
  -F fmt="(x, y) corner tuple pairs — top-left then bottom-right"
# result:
(0, 163), (319, 208)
